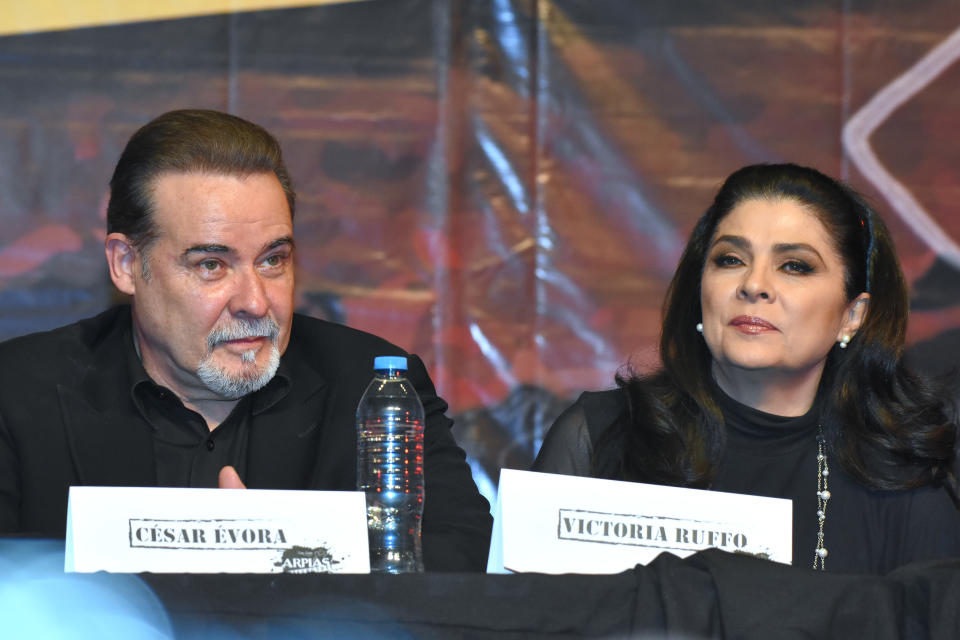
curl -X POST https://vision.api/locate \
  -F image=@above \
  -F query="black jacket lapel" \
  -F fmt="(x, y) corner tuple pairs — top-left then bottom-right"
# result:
(57, 384), (156, 486)
(245, 345), (332, 489)
(56, 309), (156, 487)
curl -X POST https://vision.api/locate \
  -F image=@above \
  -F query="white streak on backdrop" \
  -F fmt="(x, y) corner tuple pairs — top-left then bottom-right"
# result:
(843, 26), (960, 269)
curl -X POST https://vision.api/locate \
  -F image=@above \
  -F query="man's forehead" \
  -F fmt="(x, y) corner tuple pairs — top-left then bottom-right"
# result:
(144, 172), (293, 257)
(148, 171), (293, 238)
(149, 170), (286, 201)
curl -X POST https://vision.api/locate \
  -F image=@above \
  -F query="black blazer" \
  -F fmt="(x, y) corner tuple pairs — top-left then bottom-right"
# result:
(0, 306), (492, 571)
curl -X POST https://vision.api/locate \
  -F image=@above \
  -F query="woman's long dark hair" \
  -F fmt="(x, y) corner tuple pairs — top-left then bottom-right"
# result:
(595, 163), (957, 492)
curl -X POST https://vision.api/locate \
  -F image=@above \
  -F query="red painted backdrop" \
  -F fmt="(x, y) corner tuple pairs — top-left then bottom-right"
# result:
(2, 0), (959, 498)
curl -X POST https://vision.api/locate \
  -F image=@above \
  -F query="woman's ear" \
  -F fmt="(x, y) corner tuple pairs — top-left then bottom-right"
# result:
(837, 293), (870, 342)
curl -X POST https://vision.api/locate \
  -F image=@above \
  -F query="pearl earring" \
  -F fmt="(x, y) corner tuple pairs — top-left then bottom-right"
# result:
(696, 323), (704, 334)
(838, 334), (851, 349)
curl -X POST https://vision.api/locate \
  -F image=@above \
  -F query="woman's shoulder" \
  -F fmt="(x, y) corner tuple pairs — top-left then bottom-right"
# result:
(531, 388), (628, 477)
(575, 388), (629, 442)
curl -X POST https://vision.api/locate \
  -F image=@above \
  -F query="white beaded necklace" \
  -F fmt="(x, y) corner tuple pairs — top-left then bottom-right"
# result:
(813, 427), (830, 570)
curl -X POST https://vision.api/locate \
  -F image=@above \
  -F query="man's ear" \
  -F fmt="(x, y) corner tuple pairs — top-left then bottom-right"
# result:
(105, 233), (140, 295)
(838, 293), (870, 341)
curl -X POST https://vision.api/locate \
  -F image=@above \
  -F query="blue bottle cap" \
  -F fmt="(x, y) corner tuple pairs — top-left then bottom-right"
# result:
(374, 356), (408, 371)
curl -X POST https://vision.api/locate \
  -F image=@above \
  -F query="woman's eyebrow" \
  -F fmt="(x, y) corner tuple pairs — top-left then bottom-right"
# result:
(710, 235), (749, 250)
(773, 242), (824, 261)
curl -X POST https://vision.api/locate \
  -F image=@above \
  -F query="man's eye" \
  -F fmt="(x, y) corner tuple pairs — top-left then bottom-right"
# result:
(264, 255), (281, 267)
(199, 260), (221, 271)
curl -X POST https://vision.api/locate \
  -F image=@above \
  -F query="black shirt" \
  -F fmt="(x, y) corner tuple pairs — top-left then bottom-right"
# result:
(533, 387), (960, 574)
(121, 322), (291, 487)
(711, 390), (825, 570)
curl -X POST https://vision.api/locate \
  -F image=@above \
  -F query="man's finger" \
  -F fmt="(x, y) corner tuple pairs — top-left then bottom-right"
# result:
(218, 465), (247, 489)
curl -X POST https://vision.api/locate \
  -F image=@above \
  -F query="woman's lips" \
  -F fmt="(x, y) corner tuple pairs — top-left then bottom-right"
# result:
(729, 315), (778, 334)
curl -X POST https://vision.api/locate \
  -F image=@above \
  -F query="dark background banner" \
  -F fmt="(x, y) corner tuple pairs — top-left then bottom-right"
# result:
(2, 0), (959, 500)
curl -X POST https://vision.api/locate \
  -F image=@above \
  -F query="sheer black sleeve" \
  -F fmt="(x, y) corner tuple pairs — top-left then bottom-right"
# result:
(531, 397), (594, 477)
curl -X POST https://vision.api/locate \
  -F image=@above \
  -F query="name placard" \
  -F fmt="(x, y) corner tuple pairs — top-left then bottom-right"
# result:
(487, 469), (791, 574)
(65, 486), (370, 574)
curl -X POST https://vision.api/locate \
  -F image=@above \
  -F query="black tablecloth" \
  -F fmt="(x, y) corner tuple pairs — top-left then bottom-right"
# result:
(2, 539), (959, 638)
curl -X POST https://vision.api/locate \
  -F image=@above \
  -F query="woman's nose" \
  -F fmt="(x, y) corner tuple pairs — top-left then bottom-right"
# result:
(738, 267), (774, 302)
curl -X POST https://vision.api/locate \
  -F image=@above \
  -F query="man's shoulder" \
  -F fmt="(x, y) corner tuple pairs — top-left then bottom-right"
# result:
(289, 313), (407, 357)
(0, 307), (129, 377)
(286, 314), (414, 383)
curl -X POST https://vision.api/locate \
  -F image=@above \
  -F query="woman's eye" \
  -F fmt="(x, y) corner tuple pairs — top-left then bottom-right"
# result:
(713, 254), (743, 267)
(782, 260), (813, 274)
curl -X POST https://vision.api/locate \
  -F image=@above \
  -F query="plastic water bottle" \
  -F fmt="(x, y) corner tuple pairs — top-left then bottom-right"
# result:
(356, 356), (425, 573)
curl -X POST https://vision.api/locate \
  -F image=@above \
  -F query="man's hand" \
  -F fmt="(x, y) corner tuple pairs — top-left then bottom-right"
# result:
(218, 465), (247, 489)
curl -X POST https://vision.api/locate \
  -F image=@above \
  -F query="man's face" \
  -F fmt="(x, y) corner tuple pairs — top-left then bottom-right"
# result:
(123, 171), (294, 401)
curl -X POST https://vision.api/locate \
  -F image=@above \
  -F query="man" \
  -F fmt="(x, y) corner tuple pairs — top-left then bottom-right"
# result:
(0, 109), (492, 571)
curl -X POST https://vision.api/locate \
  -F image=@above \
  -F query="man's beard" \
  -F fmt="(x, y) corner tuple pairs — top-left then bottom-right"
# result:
(196, 317), (281, 399)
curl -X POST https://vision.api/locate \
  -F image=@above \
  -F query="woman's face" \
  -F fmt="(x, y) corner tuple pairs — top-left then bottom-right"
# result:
(699, 198), (868, 383)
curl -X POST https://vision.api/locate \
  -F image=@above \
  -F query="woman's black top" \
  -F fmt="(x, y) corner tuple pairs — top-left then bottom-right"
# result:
(532, 388), (960, 574)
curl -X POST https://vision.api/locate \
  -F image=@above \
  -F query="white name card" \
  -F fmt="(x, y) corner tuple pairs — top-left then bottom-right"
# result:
(487, 469), (791, 574)
(65, 486), (370, 574)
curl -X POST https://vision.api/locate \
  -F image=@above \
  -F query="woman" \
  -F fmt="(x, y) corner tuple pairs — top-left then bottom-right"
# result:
(533, 163), (960, 573)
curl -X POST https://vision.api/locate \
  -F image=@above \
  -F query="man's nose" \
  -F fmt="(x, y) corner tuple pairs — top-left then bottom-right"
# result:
(229, 267), (269, 317)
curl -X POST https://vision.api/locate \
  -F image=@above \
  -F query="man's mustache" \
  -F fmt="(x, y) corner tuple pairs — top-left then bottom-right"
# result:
(206, 317), (280, 350)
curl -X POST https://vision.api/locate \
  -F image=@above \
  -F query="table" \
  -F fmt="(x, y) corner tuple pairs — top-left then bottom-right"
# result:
(2, 539), (958, 638)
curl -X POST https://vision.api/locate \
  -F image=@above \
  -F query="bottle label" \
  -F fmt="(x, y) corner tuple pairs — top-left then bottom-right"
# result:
(357, 418), (425, 573)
